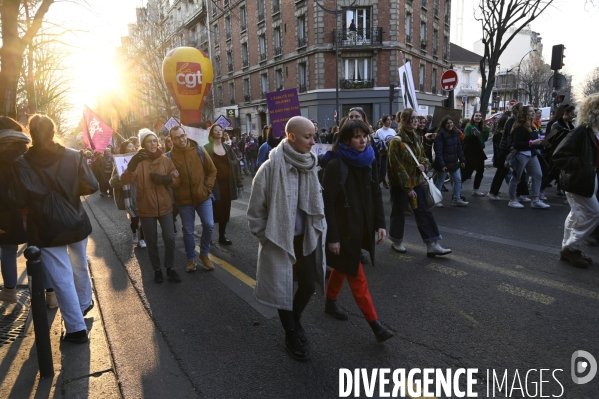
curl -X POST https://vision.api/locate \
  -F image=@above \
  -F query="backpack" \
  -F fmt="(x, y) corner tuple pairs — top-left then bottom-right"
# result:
(166, 145), (206, 165)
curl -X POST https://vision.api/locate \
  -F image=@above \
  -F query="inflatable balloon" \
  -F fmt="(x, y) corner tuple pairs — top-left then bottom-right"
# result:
(162, 47), (214, 126)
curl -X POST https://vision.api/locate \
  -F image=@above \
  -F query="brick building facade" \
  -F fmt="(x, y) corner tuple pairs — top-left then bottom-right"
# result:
(210, 0), (452, 133)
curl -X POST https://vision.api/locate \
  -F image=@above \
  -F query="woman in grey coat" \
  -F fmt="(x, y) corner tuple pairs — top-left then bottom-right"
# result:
(247, 116), (326, 361)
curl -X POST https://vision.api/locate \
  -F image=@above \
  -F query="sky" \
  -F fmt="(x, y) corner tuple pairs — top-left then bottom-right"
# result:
(41, 0), (597, 128)
(450, 0), (599, 93)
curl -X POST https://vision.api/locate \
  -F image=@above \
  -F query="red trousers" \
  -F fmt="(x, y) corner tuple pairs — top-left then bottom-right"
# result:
(325, 263), (377, 322)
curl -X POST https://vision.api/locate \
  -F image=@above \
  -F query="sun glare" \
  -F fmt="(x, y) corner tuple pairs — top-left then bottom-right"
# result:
(72, 48), (120, 108)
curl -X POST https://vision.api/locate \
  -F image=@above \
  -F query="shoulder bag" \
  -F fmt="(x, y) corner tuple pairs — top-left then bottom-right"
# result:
(401, 138), (443, 208)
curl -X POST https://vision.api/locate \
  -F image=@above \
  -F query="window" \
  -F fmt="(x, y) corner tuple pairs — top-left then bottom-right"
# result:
(298, 62), (307, 92)
(420, 22), (427, 50)
(243, 78), (250, 101)
(227, 51), (233, 72)
(342, 7), (372, 43)
(246, 114), (252, 133)
(225, 16), (231, 40)
(432, 68), (438, 93)
(443, 35), (449, 59)
(342, 58), (372, 88)
(259, 35), (267, 61)
(214, 55), (222, 76)
(228, 82), (235, 104)
(261, 73), (268, 97)
(274, 27), (282, 56)
(275, 69), (283, 90)
(217, 85), (223, 106)
(419, 64), (425, 91)
(297, 16), (307, 47)
(273, 0), (280, 14)
(177, 7), (182, 22)
(240, 6), (247, 31)
(212, 0), (217, 16)
(257, 0), (265, 22)
(434, 0), (440, 17)
(190, 27), (197, 45)
(421, 0), (428, 9)
(405, 13), (412, 43)
(213, 24), (220, 45)
(444, 0), (451, 25)
(241, 43), (249, 67)
(433, 29), (438, 55)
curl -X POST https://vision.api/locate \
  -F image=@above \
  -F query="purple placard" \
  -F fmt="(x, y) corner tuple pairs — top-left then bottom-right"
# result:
(266, 88), (302, 138)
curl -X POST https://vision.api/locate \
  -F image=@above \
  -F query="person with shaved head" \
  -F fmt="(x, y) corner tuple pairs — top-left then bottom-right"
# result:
(247, 116), (327, 361)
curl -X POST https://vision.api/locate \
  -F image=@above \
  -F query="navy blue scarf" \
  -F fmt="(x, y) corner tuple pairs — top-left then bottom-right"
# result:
(333, 142), (375, 168)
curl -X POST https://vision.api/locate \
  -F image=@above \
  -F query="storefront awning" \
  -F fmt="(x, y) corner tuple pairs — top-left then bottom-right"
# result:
(456, 89), (481, 97)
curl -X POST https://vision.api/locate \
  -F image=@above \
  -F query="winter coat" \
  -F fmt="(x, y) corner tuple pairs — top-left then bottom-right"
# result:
(462, 123), (489, 162)
(11, 144), (99, 247)
(322, 158), (385, 276)
(120, 154), (180, 218)
(169, 141), (217, 206)
(0, 160), (27, 245)
(247, 158), (326, 311)
(387, 128), (431, 192)
(204, 142), (242, 201)
(512, 126), (541, 155)
(245, 142), (259, 158)
(552, 125), (597, 197)
(433, 128), (466, 172)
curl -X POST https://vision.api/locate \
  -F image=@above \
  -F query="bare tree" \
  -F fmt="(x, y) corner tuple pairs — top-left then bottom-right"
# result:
(518, 54), (553, 106)
(580, 67), (599, 98)
(475, 0), (554, 116)
(17, 33), (73, 134)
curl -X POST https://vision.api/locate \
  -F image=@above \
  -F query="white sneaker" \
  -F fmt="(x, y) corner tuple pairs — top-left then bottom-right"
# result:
(472, 190), (485, 197)
(138, 239), (147, 248)
(508, 200), (525, 209)
(426, 241), (452, 257)
(487, 193), (501, 200)
(132, 231), (139, 245)
(435, 202), (444, 208)
(391, 242), (407, 253)
(452, 198), (469, 206)
(531, 200), (551, 209)
(539, 192), (548, 200)
(517, 195), (531, 202)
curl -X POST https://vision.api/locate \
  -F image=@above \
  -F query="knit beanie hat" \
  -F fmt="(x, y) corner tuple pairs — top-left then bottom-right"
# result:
(138, 128), (158, 148)
(0, 129), (31, 144)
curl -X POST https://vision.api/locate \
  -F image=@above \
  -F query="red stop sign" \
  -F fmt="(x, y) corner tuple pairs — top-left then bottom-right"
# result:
(441, 70), (459, 91)
(509, 99), (517, 106)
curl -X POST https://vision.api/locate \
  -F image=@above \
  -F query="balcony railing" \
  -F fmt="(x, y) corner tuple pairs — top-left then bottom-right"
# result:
(333, 27), (383, 46)
(340, 79), (374, 89)
(228, 63), (233, 73)
(244, 94), (251, 102)
(274, 46), (282, 56)
(297, 36), (307, 48)
(242, 59), (249, 68)
(258, 12), (265, 22)
(260, 52), (267, 62)
(298, 84), (308, 93)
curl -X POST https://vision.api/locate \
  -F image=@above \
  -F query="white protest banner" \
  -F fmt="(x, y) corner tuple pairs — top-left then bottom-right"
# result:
(183, 125), (209, 147)
(113, 153), (135, 176)
(398, 59), (419, 112)
(311, 144), (332, 157)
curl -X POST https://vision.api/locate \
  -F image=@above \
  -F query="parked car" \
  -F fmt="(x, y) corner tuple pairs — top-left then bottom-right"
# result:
(485, 112), (503, 131)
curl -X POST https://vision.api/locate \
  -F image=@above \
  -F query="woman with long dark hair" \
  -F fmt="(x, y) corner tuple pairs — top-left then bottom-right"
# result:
(204, 124), (243, 245)
(488, 112), (512, 200)
(11, 114), (99, 342)
(321, 119), (393, 343)
(387, 108), (451, 257)
(433, 116), (468, 207)
(461, 112), (489, 197)
(507, 106), (551, 209)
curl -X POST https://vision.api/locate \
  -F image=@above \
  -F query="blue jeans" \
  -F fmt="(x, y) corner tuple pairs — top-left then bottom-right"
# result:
(179, 200), (214, 258)
(1, 244), (18, 288)
(435, 169), (462, 200)
(509, 154), (542, 200)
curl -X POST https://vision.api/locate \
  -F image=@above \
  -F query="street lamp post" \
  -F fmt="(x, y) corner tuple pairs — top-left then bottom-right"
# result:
(516, 49), (537, 103)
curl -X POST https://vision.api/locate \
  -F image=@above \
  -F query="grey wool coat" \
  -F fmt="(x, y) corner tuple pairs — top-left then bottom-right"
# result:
(247, 160), (327, 311)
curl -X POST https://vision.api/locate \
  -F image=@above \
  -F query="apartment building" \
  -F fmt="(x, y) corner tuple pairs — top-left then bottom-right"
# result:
(210, 0), (452, 133)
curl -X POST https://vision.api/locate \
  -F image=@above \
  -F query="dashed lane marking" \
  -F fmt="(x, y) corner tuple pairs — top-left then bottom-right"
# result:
(426, 263), (468, 277)
(497, 283), (556, 305)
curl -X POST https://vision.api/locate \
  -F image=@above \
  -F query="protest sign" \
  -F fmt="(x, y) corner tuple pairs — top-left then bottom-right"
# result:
(113, 153), (135, 176)
(311, 144), (332, 157)
(183, 125), (209, 147)
(266, 88), (302, 138)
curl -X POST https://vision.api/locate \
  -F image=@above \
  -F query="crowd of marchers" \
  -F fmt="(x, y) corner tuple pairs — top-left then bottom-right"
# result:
(0, 93), (598, 358)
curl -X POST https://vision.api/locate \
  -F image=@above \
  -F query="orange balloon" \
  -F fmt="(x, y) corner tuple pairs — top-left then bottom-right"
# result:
(162, 47), (214, 126)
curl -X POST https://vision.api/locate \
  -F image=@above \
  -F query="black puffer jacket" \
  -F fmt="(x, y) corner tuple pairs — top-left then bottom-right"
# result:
(433, 127), (466, 172)
(11, 144), (99, 247)
(552, 125), (597, 197)
(0, 160), (27, 246)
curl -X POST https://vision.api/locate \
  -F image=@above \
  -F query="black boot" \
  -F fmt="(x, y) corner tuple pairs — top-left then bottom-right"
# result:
(284, 329), (309, 361)
(369, 319), (394, 343)
(294, 313), (308, 346)
(324, 297), (348, 320)
(219, 223), (232, 245)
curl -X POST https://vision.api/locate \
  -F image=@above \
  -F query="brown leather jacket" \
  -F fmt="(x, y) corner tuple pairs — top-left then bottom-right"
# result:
(169, 141), (217, 206)
(121, 155), (180, 217)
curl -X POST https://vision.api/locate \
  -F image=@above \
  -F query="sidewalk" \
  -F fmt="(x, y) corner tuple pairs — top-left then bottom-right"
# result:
(0, 245), (121, 399)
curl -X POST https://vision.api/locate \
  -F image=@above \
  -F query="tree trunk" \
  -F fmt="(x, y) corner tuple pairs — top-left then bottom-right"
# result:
(0, 0), (26, 118)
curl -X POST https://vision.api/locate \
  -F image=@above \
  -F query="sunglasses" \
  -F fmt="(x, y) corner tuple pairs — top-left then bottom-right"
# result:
(349, 107), (364, 112)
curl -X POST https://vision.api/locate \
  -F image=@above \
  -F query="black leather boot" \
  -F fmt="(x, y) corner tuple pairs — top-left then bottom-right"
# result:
(369, 319), (394, 343)
(219, 223), (232, 245)
(284, 329), (309, 361)
(324, 297), (348, 320)
(294, 313), (309, 347)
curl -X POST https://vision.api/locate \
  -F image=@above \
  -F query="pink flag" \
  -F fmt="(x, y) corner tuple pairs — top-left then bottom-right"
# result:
(82, 105), (114, 151)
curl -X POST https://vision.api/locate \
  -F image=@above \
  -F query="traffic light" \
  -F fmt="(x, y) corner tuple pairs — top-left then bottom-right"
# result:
(389, 84), (396, 102)
(557, 95), (565, 104)
(461, 100), (465, 108)
(551, 44), (565, 70)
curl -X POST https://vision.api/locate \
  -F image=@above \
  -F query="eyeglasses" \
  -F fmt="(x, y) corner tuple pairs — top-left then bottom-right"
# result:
(349, 107), (364, 112)
(172, 134), (187, 141)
